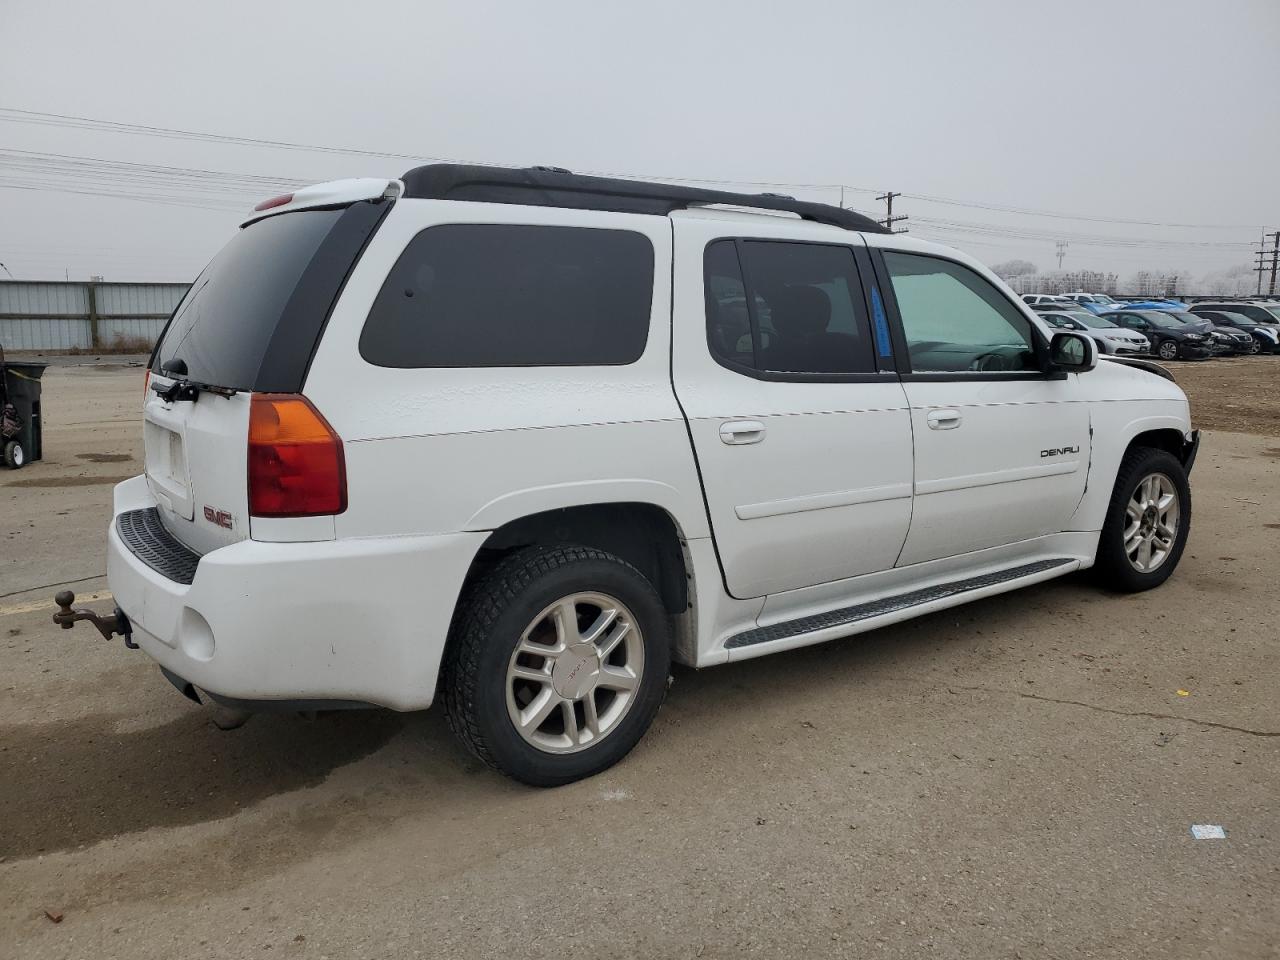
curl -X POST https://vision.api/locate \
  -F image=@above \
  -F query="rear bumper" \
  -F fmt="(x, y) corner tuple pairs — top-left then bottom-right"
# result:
(107, 475), (485, 711)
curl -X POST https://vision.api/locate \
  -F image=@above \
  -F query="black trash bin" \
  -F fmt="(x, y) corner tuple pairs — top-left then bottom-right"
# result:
(1, 346), (46, 469)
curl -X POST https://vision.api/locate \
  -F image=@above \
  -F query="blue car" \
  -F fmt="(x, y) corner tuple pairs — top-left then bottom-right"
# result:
(1061, 293), (1127, 314)
(1113, 299), (1188, 312)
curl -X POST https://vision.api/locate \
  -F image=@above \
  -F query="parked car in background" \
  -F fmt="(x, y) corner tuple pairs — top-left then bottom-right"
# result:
(1114, 299), (1188, 312)
(1188, 310), (1280, 354)
(1156, 311), (1253, 355)
(1022, 294), (1071, 305)
(1062, 293), (1126, 314)
(1034, 307), (1150, 355)
(1206, 326), (1255, 354)
(1031, 305), (1100, 323)
(1104, 310), (1213, 360)
(1189, 302), (1280, 334)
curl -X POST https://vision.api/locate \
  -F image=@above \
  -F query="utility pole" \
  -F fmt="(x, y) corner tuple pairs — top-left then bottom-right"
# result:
(1256, 236), (1268, 295)
(876, 192), (908, 233)
(1055, 240), (1068, 270)
(1268, 231), (1280, 297)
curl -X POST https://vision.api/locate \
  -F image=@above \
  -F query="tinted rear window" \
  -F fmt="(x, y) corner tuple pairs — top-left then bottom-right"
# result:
(359, 224), (654, 368)
(154, 209), (345, 390)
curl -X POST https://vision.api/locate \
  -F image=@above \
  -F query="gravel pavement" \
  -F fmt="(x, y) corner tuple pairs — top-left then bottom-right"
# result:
(2, 363), (1277, 960)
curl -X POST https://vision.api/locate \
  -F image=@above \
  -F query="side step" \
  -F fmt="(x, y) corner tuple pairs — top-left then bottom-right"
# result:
(725, 557), (1076, 650)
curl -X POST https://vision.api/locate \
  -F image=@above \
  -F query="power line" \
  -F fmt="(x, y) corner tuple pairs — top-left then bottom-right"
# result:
(901, 190), (1266, 230)
(912, 216), (1255, 249)
(0, 105), (862, 195)
(3, 105), (1259, 231)
(0, 105), (1269, 279)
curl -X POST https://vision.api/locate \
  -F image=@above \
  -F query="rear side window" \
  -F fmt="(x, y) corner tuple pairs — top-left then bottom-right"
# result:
(704, 239), (874, 375)
(154, 208), (346, 390)
(359, 224), (654, 367)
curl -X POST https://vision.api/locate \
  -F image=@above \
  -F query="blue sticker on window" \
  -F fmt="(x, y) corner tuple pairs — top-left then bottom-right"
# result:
(870, 286), (892, 358)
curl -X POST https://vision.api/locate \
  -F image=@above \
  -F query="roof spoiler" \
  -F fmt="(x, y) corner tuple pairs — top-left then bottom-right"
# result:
(241, 179), (403, 226)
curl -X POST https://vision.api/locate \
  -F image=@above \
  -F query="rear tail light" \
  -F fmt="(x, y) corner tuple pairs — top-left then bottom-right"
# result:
(143, 368), (150, 404)
(247, 394), (346, 517)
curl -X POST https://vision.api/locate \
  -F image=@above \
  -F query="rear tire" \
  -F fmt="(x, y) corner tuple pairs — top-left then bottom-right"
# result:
(3, 440), (24, 469)
(1094, 447), (1191, 592)
(442, 545), (671, 787)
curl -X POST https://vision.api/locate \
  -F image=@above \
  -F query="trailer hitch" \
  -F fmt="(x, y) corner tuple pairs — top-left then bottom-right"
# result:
(52, 590), (137, 648)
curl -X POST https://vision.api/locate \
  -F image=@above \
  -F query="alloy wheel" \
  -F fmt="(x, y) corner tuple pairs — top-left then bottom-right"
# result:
(1157, 341), (1178, 360)
(505, 592), (644, 754)
(1123, 473), (1180, 573)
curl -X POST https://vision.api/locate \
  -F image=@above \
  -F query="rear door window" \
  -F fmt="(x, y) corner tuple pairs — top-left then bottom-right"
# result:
(359, 224), (654, 367)
(704, 239), (875, 375)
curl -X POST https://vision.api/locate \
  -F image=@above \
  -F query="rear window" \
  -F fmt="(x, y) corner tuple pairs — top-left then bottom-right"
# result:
(359, 224), (654, 368)
(154, 209), (346, 390)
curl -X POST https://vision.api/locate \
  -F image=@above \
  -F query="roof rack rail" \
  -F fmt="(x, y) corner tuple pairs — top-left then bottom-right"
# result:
(399, 163), (887, 234)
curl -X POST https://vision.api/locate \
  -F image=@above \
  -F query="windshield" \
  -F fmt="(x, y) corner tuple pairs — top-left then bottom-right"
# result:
(1141, 312), (1190, 329)
(1079, 315), (1118, 328)
(154, 208), (346, 390)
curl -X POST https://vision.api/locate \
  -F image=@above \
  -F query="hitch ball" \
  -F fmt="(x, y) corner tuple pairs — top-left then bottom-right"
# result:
(51, 590), (136, 647)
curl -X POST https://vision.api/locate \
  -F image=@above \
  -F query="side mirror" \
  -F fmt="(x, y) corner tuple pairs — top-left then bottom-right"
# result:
(1049, 331), (1097, 372)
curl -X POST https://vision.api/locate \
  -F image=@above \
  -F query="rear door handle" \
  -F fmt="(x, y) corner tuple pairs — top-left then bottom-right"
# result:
(926, 409), (962, 430)
(719, 420), (766, 445)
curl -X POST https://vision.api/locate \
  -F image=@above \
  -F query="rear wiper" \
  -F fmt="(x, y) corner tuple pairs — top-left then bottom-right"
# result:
(150, 357), (238, 402)
(151, 377), (201, 403)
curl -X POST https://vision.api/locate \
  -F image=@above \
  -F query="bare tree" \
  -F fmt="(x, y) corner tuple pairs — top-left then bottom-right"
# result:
(990, 259), (1038, 279)
(1200, 264), (1256, 296)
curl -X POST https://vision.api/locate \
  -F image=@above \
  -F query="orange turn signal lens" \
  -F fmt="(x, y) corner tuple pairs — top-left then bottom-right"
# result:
(247, 394), (346, 517)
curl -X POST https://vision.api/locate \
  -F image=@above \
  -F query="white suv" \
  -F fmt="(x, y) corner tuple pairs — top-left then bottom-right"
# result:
(78, 165), (1198, 785)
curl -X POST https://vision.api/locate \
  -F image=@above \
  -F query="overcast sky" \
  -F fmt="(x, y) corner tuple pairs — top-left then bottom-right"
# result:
(2, 0), (1277, 283)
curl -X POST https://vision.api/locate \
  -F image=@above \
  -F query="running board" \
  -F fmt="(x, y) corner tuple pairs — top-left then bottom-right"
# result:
(725, 558), (1076, 650)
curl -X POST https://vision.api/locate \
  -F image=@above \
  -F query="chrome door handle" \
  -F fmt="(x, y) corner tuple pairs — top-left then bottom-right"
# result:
(719, 420), (766, 445)
(926, 409), (962, 430)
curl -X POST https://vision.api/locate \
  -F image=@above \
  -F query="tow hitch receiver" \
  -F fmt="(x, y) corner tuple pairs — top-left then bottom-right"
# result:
(52, 590), (137, 648)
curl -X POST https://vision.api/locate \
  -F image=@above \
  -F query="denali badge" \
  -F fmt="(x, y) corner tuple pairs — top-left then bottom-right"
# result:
(1041, 446), (1081, 458)
(203, 506), (234, 529)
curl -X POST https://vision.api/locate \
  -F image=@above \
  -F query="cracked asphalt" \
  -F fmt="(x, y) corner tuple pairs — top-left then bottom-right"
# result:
(2, 364), (1278, 959)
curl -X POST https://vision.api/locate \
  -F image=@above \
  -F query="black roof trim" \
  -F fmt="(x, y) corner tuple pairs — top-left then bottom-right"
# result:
(399, 164), (887, 234)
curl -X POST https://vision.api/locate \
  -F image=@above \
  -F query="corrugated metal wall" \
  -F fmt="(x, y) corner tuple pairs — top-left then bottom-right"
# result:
(0, 281), (188, 351)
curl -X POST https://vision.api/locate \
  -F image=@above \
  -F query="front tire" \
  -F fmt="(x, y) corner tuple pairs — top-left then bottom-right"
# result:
(442, 545), (671, 786)
(1094, 447), (1191, 592)
(3, 440), (24, 469)
(1156, 339), (1179, 361)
